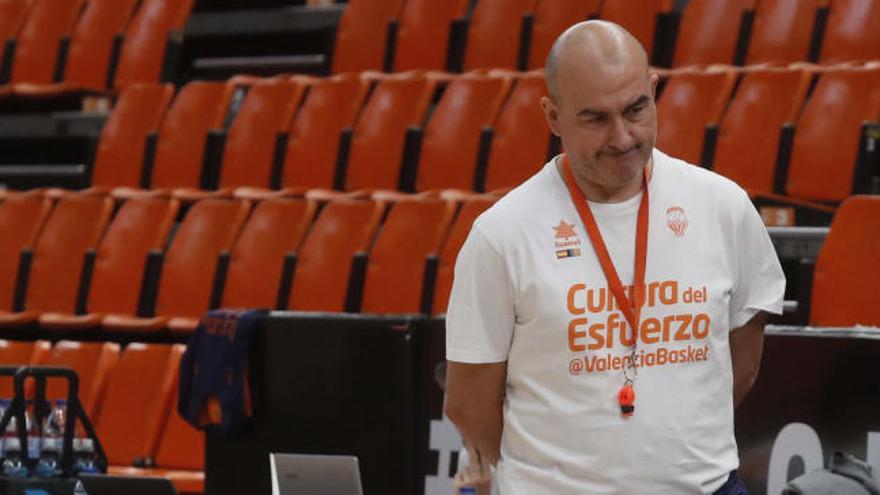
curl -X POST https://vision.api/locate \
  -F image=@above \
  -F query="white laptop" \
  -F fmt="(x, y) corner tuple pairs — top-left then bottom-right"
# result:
(270, 453), (364, 495)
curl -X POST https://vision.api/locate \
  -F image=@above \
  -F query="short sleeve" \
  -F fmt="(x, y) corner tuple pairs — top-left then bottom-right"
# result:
(729, 194), (786, 329)
(446, 226), (515, 363)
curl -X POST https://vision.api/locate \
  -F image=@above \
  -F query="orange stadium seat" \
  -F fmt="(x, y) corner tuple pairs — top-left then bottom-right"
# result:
(344, 74), (435, 191)
(600, 0), (672, 59)
(360, 197), (456, 314)
(432, 195), (495, 315)
(0, 195), (113, 328)
(215, 78), (305, 190)
(416, 73), (513, 191)
(672, 0), (745, 67)
(0, 193), (52, 313)
(656, 69), (737, 166)
(712, 67), (812, 194)
(745, 0), (820, 65)
(483, 71), (551, 192)
(39, 197), (179, 330)
(809, 196), (880, 326)
(527, 0), (600, 70)
(148, 81), (234, 190)
(98, 343), (180, 469)
(221, 198), (316, 309)
(12, 0), (139, 94)
(112, 344), (205, 493)
(102, 199), (250, 334)
(42, 341), (119, 419)
(281, 74), (369, 190)
(392, 0), (469, 71)
(286, 199), (385, 312)
(767, 65), (880, 204)
(463, 0), (536, 71)
(113, 0), (194, 89)
(4, 0), (84, 85)
(819, 0), (880, 64)
(0, 340), (50, 399)
(0, 0), (35, 73)
(89, 84), (175, 191)
(331, 0), (404, 73)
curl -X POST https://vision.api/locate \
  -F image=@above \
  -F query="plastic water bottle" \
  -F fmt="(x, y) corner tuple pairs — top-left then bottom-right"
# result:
(72, 437), (100, 475)
(0, 399), (8, 459)
(34, 400), (65, 478)
(25, 408), (40, 462)
(1, 404), (28, 478)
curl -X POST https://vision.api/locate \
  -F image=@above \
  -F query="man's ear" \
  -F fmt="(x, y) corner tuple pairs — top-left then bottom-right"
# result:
(541, 96), (561, 137)
(650, 73), (660, 99)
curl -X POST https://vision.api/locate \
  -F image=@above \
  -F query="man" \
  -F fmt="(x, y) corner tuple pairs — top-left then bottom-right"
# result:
(444, 21), (785, 494)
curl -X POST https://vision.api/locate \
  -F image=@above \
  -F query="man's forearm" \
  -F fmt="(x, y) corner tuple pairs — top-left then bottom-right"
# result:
(445, 361), (508, 466)
(446, 400), (504, 465)
(730, 311), (767, 407)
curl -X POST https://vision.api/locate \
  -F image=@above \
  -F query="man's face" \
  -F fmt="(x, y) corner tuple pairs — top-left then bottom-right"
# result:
(543, 61), (658, 189)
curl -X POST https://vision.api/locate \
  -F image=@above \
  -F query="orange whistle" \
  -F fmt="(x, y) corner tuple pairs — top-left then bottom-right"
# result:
(618, 383), (635, 417)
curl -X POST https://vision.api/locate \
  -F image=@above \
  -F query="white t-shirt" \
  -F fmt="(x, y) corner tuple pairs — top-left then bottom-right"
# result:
(446, 148), (785, 494)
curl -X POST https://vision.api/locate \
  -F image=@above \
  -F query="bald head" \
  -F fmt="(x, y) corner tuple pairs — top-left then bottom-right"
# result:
(546, 21), (649, 103)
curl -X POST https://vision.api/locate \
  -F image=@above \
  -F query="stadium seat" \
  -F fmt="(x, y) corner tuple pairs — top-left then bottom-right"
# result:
(281, 74), (369, 191)
(0, 0), (35, 74)
(331, 0), (404, 73)
(672, 0), (746, 67)
(98, 343), (180, 468)
(809, 196), (880, 326)
(744, 0), (819, 65)
(39, 197), (180, 330)
(463, 0), (536, 71)
(89, 84), (175, 191)
(415, 73), (513, 191)
(220, 198), (317, 309)
(359, 196), (456, 314)
(42, 341), (119, 419)
(102, 199), (250, 334)
(600, 0), (672, 61)
(483, 71), (552, 192)
(656, 69), (737, 166)
(213, 78), (305, 191)
(0, 194), (113, 327)
(0, 193), (52, 313)
(111, 343), (204, 492)
(12, 0), (139, 94)
(762, 65), (880, 205)
(344, 74), (435, 191)
(113, 0), (195, 89)
(392, 0), (469, 71)
(711, 67), (812, 194)
(2, 0), (84, 86)
(432, 195), (496, 315)
(0, 339), (50, 399)
(286, 199), (385, 312)
(527, 0), (600, 70)
(819, 0), (880, 64)
(148, 81), (234, 191)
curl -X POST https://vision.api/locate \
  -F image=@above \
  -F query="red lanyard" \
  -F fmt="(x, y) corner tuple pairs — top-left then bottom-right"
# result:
(561, 154), (650, 416)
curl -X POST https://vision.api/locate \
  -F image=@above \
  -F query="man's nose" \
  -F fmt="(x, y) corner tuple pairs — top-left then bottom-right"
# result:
(606, 116), (636, 151)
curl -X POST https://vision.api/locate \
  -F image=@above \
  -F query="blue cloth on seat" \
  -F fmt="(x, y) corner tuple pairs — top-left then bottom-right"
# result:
(178, 308), (266, 432)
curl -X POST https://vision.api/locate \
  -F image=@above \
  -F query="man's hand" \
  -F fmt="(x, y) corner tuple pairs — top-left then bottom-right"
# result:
(730, 311), (767, 407)
(445, 361), (507, 466)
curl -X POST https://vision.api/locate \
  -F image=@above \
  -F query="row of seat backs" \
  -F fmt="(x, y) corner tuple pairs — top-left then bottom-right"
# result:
(0, 191), (496, 332)
(657, 63), (880, 204)
(89, 70), (552, 195)
(330, 0), (880, 74)
(0, 340), (200, 471)
(0, 0), (193, 91)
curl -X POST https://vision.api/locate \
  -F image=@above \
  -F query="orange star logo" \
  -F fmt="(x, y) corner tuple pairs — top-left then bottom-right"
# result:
(553, 220), (577, 239)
